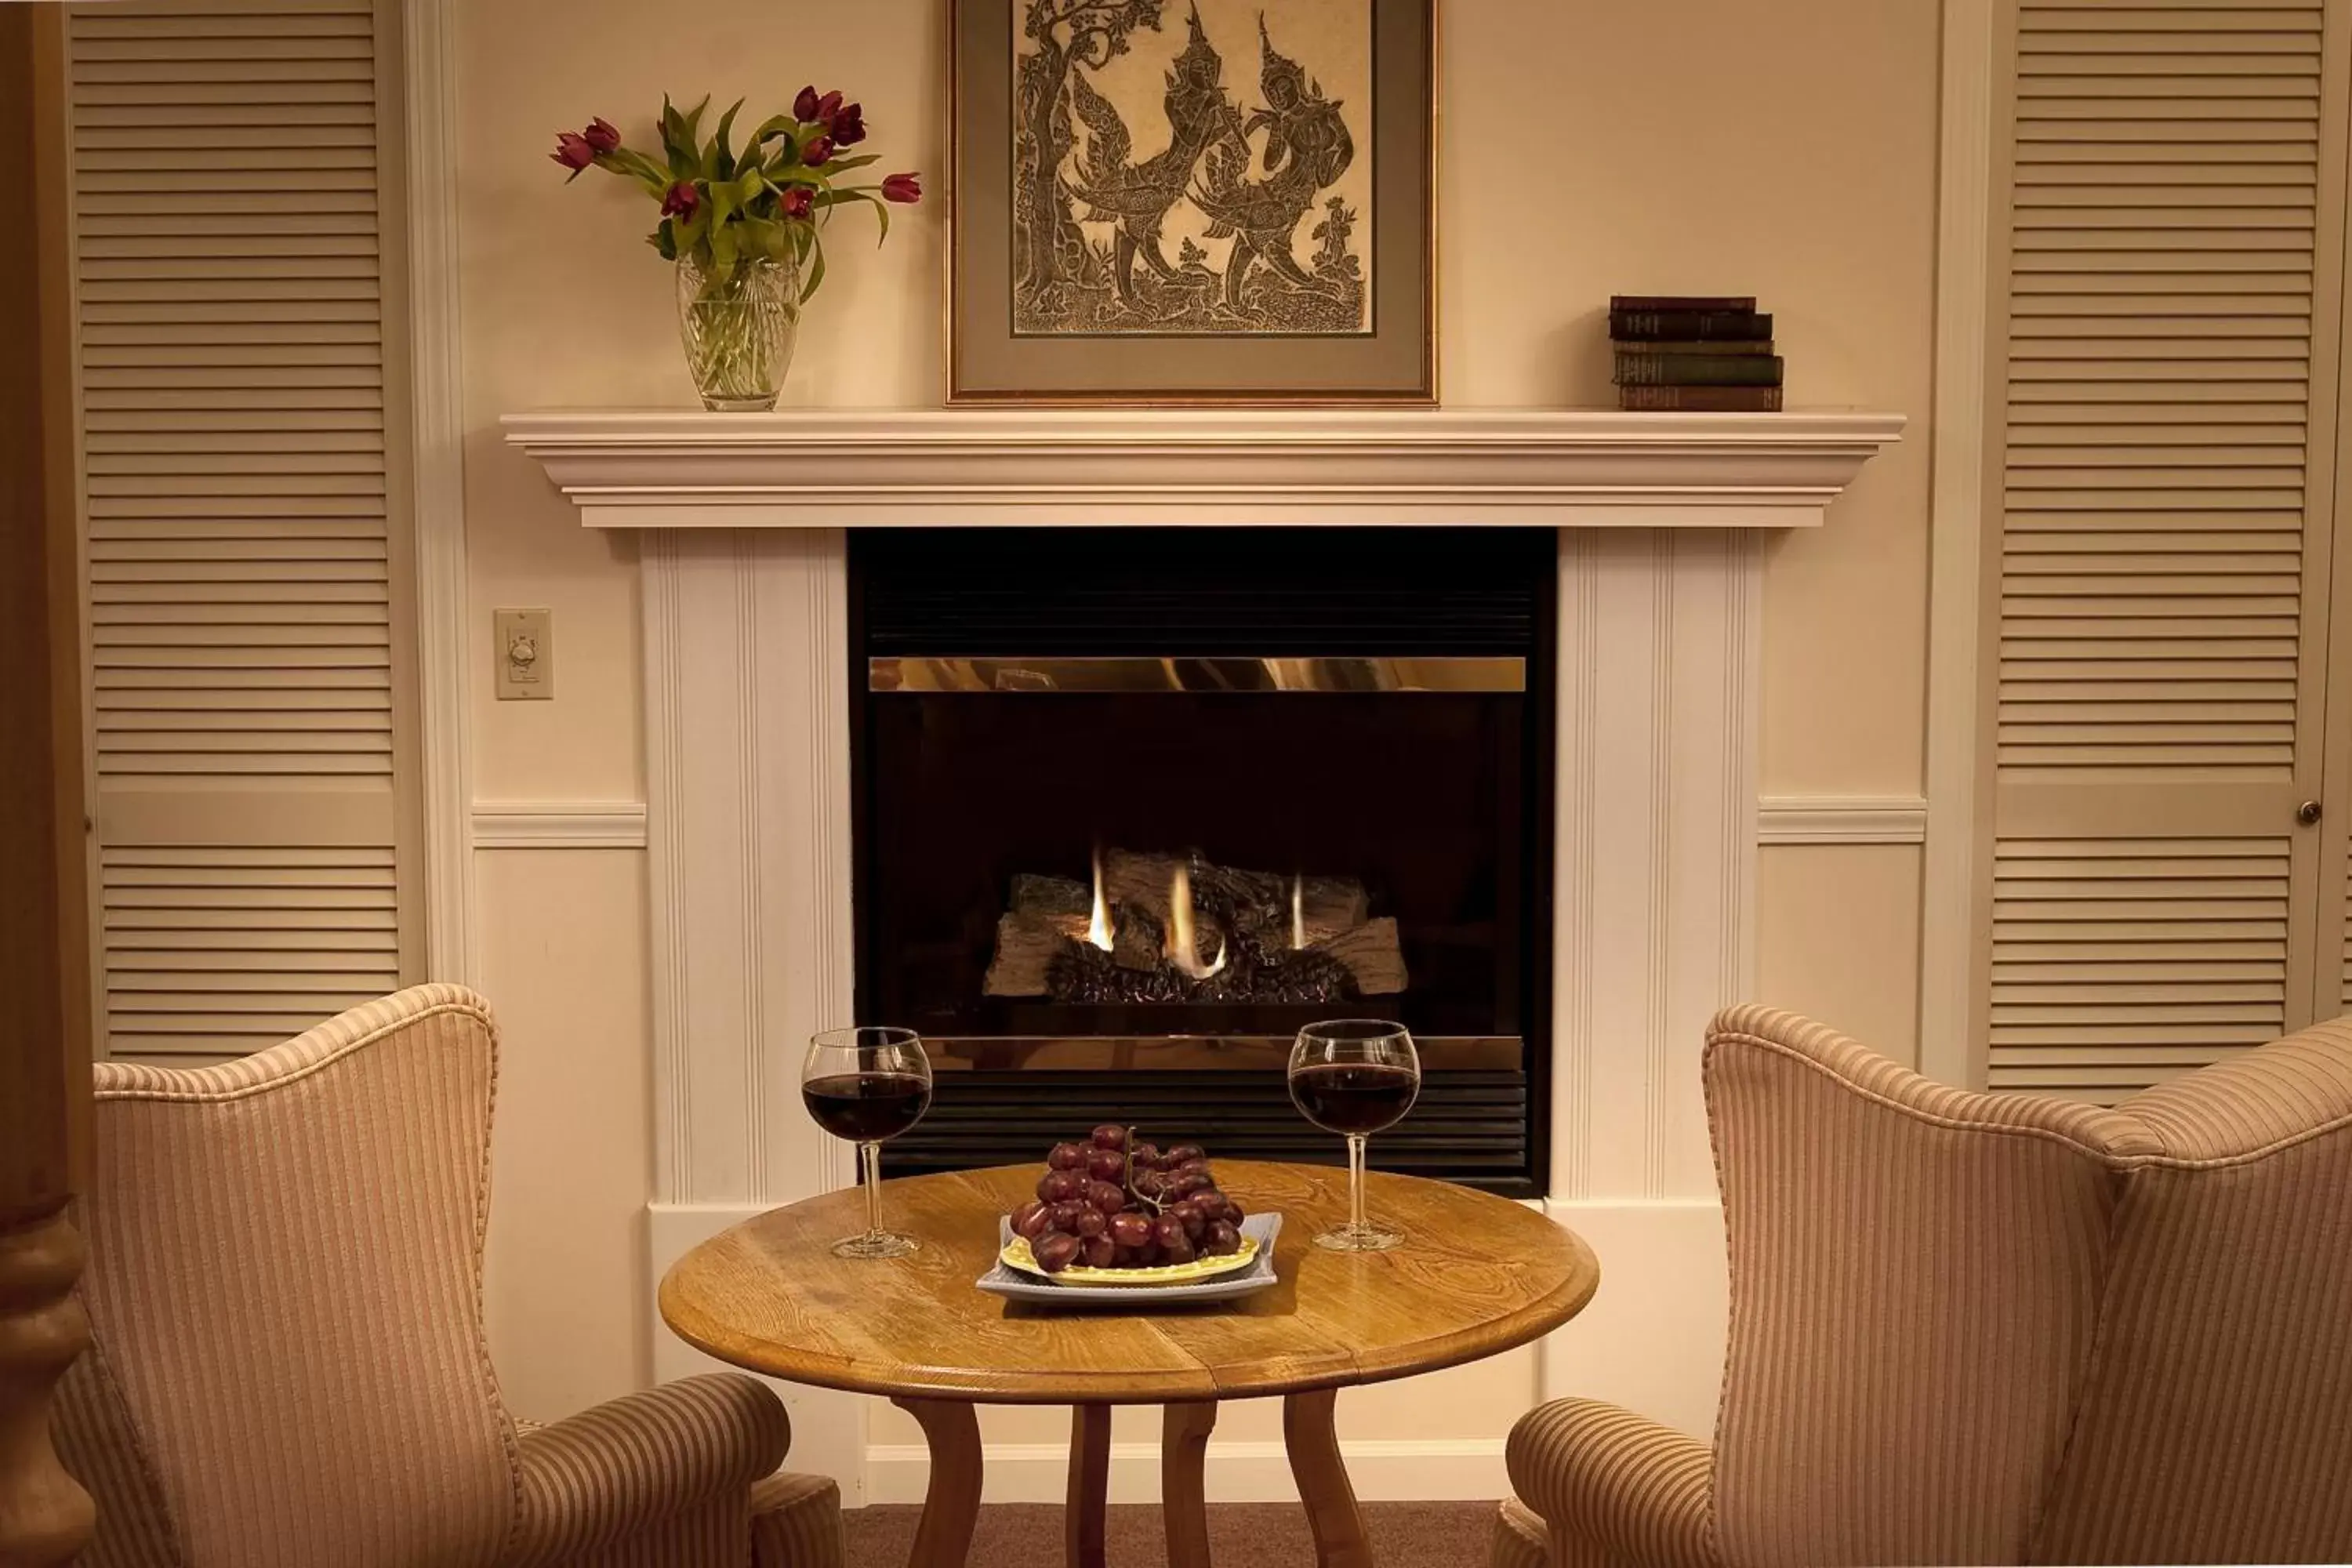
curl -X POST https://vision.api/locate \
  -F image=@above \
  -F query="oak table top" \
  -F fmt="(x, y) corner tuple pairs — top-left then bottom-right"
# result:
(659, 1160), (1601, 1404)
(660, 1161), (1600, 1568)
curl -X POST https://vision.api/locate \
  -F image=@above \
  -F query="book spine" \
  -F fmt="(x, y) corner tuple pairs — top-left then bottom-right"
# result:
(1617, 384), (1785, 412)
(1610, 310), (1773, 341)
(1611, 339), (1774, 356)
(1609, 294), (1758, 313)
(1613, 353), (1784, 387)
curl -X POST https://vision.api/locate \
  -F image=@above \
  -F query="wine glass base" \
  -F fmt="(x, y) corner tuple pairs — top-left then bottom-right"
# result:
(1313, 1223), (1404, 1253)
(832, 1231), (919, 1260)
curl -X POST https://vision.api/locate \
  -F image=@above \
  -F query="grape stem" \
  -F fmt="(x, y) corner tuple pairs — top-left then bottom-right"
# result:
(1121, 1123), (1164, 1215)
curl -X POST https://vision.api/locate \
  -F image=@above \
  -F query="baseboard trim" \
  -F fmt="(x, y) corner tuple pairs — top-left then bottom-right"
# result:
(862, 1438), (1507, 1507)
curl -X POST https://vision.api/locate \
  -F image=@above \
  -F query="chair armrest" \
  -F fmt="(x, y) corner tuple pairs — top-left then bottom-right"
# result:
(1505, 1399), (1717, 1568)
(505, 1374), (789, 1567)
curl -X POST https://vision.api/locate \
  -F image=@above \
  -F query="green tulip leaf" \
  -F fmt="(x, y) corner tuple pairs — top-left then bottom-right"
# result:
(823, 153), (880, 176)
(800, 233), (827, 301)
(710, 99), (743, 181)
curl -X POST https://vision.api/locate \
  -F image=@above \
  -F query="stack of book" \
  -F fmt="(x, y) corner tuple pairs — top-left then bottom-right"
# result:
(1610, 295), (1782, 412)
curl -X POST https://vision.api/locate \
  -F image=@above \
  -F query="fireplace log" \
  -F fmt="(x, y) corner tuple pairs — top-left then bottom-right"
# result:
(1308, 916), (1407, 996)
(1008, 873), (1089, 918)
(1112, 906), (1162, 972)
(982, 911), (1065, 996)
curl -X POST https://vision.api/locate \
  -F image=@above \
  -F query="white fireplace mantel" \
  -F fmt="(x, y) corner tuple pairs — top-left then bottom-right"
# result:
(503, 408), (1904, 531)
(511, 405), (1906, 1501)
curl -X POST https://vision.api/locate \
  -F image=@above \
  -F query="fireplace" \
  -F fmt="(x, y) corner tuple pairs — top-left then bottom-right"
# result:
(850, 528), (1555, 1193)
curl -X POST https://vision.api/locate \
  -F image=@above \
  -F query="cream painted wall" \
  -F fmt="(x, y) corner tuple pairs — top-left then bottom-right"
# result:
(455, 0), (1939, 1447)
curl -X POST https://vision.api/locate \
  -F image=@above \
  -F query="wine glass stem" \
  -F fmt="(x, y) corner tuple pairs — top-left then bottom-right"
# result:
(861, 1141), (884, 1239)
(1347, 1134), (1368, 1232)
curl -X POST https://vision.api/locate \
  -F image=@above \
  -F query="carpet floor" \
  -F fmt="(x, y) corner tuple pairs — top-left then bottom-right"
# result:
(843, 1501), (1496, 1567)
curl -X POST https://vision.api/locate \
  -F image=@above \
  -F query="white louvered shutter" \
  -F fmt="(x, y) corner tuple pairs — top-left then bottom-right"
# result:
(1988, 0), (2348, 1099)
(64, 0), (419, 1058)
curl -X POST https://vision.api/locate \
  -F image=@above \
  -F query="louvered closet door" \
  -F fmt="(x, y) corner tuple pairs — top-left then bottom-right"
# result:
(64, 0), (419, 1059)
(1990, 0), (2350, 1099)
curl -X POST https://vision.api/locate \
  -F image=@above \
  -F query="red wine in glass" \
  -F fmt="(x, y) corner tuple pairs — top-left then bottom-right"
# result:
(1288, 1020), (1420, 1252)
(800, 1073), (932, 1143)
(801, 1026), (932, 1258)
(1288, 1062), (1420, 1137)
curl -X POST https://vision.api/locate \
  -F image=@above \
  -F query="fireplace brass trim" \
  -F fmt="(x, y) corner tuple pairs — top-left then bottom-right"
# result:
(869, 657), (1526, 695)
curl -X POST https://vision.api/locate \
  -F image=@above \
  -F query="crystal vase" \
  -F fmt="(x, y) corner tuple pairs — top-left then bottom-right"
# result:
(675, 252), (800, 412)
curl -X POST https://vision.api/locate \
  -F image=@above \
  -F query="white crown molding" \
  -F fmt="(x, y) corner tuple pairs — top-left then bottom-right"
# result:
(470, 802), (649, 850)
(1758, 795), (1929, 846)
(501, 408), (1906, 532)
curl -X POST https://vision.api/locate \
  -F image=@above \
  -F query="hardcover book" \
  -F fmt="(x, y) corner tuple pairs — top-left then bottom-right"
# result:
(1610, 310), (1772, 341)
(1609, 339), (1774, 356)
(1617, 384), (1784, 412)
(1608, 294), (1757, 312)
(1613, 353), (1784, 387)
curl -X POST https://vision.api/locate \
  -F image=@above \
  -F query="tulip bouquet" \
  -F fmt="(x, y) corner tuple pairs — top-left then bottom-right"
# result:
(553, 89), (921, 409)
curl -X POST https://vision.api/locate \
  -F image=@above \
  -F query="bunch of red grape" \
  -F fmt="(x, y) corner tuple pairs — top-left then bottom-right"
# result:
(1010, 1124), (1248, 1275)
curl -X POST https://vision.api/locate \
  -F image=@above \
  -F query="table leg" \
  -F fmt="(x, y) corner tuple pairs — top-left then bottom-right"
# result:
(1065, 1404), (1111, 1568)
(1162, 1400), (1219, 1568)
(891, 1397), (983, 1568)
(1284, 1388), (1372, 1568)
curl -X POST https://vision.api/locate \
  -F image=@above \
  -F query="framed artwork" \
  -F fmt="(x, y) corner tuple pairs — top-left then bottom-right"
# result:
(949, 0), (1438, 404)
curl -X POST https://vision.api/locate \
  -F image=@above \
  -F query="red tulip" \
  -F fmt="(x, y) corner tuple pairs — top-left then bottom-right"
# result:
(781, 186), (813, 220)
(660, 180), (699, 218)
(550, 131), (596, 172)
(882, 172), (922, 205)
(830, 102), (866, 146)
(793, 84), (820, 122)
(816, 89), (844, 123)
(803, 133), (833, 167)
(583, 117), (621, 153)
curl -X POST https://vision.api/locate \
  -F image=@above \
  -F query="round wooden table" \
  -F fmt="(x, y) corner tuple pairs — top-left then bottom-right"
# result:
(659, 1160), (1599, 1568)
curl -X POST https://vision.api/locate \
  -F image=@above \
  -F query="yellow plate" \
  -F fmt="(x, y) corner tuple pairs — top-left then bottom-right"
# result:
(1000, 1232), (1261, 1288)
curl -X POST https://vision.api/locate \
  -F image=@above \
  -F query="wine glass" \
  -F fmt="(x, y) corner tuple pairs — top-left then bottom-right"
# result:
(1288, 1019), (1421, 1251)
(800, 1026), (934, 1258)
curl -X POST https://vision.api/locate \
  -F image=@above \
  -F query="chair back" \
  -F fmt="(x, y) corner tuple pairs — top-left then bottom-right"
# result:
(2027, 1018), (2352, 1563)
(1704, 1004), (2352, 1566)
(54, 984), (519, 1568)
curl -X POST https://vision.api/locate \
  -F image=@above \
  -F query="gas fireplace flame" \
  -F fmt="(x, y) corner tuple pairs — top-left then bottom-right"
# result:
(1166, 861), (1228, 980)
(1087, 846), (1114, 952)
(1290, 873), (1306, 950)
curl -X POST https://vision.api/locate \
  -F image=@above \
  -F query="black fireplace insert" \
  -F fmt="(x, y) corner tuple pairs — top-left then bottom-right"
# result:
(849, 528), (1555, 1193)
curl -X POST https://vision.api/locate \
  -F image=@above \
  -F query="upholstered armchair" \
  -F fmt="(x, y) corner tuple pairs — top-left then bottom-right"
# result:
(49, 983), (845, 1568)
(1498, 1004), (2352, 1567)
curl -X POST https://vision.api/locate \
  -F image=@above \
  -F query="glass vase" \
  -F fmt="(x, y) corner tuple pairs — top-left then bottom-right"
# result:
(675, 252), (800, 412)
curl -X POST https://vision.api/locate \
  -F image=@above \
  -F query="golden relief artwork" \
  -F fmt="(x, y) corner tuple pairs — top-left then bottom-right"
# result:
(1012, 0), (1374, 337)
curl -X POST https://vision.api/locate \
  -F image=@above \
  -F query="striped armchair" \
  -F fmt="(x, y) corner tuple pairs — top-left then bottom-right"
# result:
(50, 983), (844, 1568)
(1501, 1004), (2352, 1567)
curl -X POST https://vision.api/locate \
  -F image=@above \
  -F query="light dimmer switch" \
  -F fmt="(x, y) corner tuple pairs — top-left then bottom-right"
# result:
(495, 608), (554, 700)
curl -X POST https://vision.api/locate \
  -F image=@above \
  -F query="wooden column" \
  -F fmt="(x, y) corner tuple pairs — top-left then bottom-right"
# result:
(0, 6), (97, 1563)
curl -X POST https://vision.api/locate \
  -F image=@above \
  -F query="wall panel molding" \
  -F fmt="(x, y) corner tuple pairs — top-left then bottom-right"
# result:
(470, 803), (648, 849)
(1758, 796), (1929, 845)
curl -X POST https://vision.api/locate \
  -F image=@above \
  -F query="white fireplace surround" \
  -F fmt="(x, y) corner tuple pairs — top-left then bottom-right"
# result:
(508, 407), (1903, 1504)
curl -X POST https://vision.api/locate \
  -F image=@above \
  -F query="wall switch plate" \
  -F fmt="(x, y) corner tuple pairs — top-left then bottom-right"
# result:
(495, 608), (554, 700)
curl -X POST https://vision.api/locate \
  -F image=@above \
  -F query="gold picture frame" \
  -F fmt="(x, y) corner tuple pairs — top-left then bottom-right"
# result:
(948, 0), (1438, 405)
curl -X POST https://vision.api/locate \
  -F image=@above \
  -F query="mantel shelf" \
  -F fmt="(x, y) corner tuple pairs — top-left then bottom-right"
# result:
(503, 407), (1905, 531)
